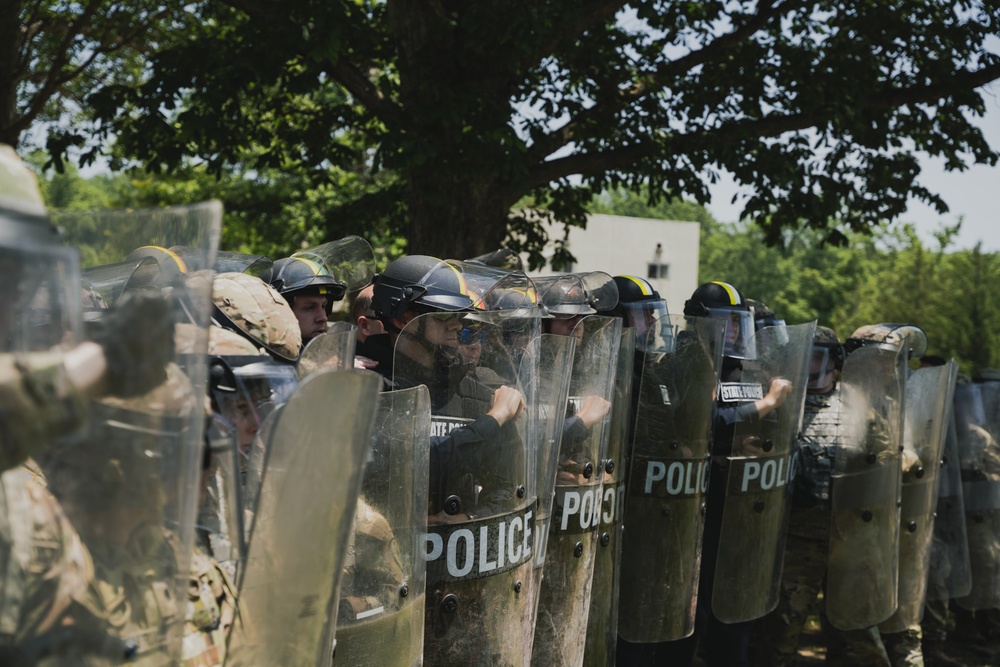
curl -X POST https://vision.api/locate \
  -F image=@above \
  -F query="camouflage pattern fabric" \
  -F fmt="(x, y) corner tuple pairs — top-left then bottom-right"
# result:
(212, 273), (302, 361)
(0, 353), (88, 471)
(0, 465), (92, 648)
(881, 628), (923, 667)
(752, 388), (892, 667)
(181, 550), (241, 667)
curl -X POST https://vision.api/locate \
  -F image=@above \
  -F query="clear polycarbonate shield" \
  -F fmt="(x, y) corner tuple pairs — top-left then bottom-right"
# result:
(617, 314), (723, 642)
(712, 322), (814, 623)
(197, 414), (246, 580)
(880, 361), (958, 632)
(443, 260), (537, 313)
(282, 236), (376, 297)
(332, 386), (431, 667)
(531, 315), (622, 667)
(226, 369), (380, 667)
(298, 322), (358, 378)
(465, 248), (524, 271)
(41, 202), (220, 663)
(956, 381), (1000, 610)
(393, 311), (540, 666)
(1, 234), (80, 353)
(583, 327), (635, 667)
(524, 332), (576, 655)
(826, 344), (907, 630)
(706, 306), (756, 360)
(925, 407), (972, 601)
(160, 246), (271, 277)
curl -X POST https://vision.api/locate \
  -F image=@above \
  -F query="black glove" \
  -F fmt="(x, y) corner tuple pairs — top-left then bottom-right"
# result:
(92, 291), (175, 397)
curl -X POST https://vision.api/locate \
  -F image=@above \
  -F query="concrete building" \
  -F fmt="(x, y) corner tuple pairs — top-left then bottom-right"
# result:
(523, 213), (701, 313)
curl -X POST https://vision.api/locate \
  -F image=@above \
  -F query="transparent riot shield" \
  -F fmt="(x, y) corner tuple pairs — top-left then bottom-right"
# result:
(524, 333), (576, 658)
(956, 381), (1000, 610)
(712, 322), (814, 623)
(393, 311), (540, 667)
(583, 327), (635, 667)
(298, 321), (358, 378)
(531, 315), (622, 667)
(617, 314), (723, 642)
(226, 369), (380, 667)
(40, 202), (221, 664)
(332, 386), (431, 667)
(925, 406), (972, 601)
(197, 415), (246, 580)
(826, 344), (906, 630)
(880, 361), (957, 632)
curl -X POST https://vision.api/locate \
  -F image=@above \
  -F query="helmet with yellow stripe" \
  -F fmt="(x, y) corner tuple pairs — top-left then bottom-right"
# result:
(372, 255), (476, 322)
(606, 275), (669, 352)
(683, 281), (755, 359)
(264, 236), (376, 309)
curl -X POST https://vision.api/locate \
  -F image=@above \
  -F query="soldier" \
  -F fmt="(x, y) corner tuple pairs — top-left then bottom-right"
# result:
(0, 145), (182, 664)
(263, 236), (376, 345)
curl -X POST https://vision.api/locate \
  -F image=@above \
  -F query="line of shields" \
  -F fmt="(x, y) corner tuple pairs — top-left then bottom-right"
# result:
(26, 200), (975, 667)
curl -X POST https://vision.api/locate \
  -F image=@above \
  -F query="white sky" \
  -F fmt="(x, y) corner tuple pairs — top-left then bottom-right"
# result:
(707, 85), (1000, 252)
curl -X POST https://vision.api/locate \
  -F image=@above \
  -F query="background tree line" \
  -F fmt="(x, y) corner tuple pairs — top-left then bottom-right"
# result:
(38, 161), (999, 374)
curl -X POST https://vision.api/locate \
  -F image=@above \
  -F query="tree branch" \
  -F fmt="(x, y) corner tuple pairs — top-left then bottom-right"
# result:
(525, 0), (789, 164)
(325, 61), (405, 130)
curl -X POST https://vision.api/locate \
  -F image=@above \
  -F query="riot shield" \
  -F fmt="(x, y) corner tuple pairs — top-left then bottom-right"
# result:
(956, 381), (1000, 610)
(393, 311), (540, 667)
(275, 236), (376, 300)
(617, 314), (723, 642)
(925, 406), (972, 601)
(583, 327), (635, 667)
(197, 415), (246, 580)
(524, 333), (576, 657)
(826, 344), (907, 630)
(333, 386), (431, 667)
(531, 315), (622, 667)
(880, 362), (957, 632)
(226, 369), (380, 667)
(39, 202), (221, 664)
(712, 322), (814, 623)
(298, 322), (359, 378)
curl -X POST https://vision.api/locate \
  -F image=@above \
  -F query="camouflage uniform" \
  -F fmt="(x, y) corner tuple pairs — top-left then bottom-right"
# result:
(753, 387), (891, 667)
(0, 354), (88, 471)
(181, 550), (242, 667)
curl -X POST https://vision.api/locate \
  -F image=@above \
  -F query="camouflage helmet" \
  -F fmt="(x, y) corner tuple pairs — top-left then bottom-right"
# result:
(814, 326), (840, 346)
(211, 272), (302, 362)
(846, 323), (927, 359)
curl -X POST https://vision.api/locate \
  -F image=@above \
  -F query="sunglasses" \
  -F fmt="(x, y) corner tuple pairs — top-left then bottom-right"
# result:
(459, 327), (488, 344)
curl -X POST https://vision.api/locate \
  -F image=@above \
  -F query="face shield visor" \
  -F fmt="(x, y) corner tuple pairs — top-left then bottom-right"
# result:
(807, 344), (842, 392)
(621, 300), (671, 352)
(210, 357), (299, 458)
(281, 236), (377, 301)
(443, 260), (539, 316)
(705, 306), (756, 359)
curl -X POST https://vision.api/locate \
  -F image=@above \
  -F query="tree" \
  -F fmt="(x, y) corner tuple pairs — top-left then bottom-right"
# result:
(30, 0), (1000, 264)
(4, 0), (196, 161)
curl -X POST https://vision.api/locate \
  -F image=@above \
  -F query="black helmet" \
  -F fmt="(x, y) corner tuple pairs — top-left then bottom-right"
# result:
(264, 236), (375, 306)
(605, 275), (670, 352)
(372, 255), (476, 321)
(684, 281), (755, 359)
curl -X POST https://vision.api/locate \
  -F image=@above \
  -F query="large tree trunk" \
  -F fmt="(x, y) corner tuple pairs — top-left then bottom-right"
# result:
(404, 169), (513, 260)
(0, 0), (22, 146)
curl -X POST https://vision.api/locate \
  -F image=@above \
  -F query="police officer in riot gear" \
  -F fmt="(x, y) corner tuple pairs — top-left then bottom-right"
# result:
(679, 282), (798, 667)
(263, 237), (376, 345)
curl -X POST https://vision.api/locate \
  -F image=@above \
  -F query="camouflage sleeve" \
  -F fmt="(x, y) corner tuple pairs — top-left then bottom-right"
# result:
(0, 353), (88, 471)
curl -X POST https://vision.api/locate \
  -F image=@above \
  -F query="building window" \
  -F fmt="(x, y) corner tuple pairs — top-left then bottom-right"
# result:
(647, 263), (669, 280)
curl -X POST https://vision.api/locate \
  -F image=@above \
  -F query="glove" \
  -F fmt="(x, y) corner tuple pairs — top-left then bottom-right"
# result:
(92, 291), (174, 397)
